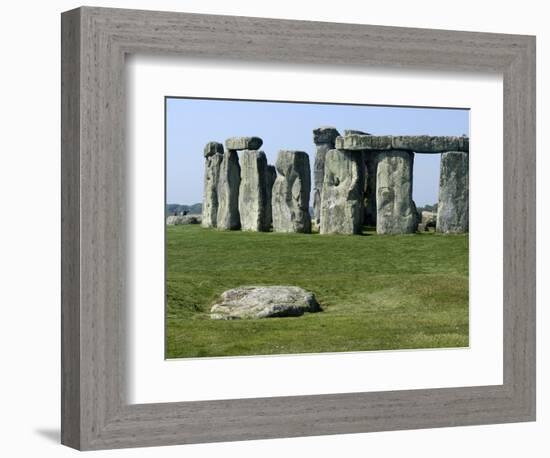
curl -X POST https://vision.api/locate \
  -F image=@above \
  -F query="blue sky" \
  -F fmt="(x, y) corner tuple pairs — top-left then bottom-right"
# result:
(166, 98), (469, 207)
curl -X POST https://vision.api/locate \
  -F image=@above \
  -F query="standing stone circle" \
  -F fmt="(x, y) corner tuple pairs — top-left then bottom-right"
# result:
(376, 150), (417, 234)
(238, 150), (269, 232)
(201, 141), (224, 228)
(320, 149), (365, 235)
(437, 151), (469, 233)
(216, 149), (241, 230)
(272, 150), (312, 233)
(265, 164), (277, 229)
(312, 127), (340, 225)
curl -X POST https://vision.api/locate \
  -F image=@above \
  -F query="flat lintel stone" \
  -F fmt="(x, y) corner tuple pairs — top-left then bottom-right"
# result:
(392, 135), (469, 153)
(203, 141), (224, 157)
(225, 136), (263, 151)
(343, 129), (371, 136)
(313, 126), (340, 145)
(336, 134), (393, 151)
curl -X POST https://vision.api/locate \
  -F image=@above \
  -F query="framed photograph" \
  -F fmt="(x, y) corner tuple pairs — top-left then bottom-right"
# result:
(61, 6), (536, 450)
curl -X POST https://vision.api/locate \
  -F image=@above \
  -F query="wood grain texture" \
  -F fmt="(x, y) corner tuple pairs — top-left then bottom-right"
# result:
(61, 6), (536, 450)
(60, 7), (81, 450)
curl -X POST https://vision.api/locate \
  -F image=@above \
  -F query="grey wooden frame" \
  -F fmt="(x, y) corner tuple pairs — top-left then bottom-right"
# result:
(61, 6), (536, 451)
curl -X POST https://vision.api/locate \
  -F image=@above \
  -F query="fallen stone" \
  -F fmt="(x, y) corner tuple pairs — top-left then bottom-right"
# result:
(336, 134), (393, 151)
(437, 151), (469, 233)
(313, 127), (340, 225)
(376, 150), (417, 234)
(210, 285), (322, 320)
(225, 136), (263, 151)
(238, 150), (269, 232)
(392, 135), (469, 153)
(320, 149), (364, 235)
(202, 142), (224, 228)
(216, 150), (241, 230)
(272, 150), (312, 233)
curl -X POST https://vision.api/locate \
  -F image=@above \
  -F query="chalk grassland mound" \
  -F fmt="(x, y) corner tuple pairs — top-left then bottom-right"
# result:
(166, 225), (468, 358)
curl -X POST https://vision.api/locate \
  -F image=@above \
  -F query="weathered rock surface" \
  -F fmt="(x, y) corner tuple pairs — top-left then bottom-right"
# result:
(437, 151), (469, 233)
(392, 135), (469, 153)
(336, 134), (393, 151)
(313, 127), (340, 224)
(313, 126), (341, 145)
(363, 151), (379, 226)
(167, 214), (201, 225)
(210, 286), (321, 320)
(216, 150), (241, 230)
(265, 164), (277, 229)
(376, 150), (417, 234)
(335, 135), (469, 153)
(238, 150), (269, 232)
(320, 149), (365, 235)
(225, 136), (263, 151)
(272, 150), (312, 233)
(419, 211), (437, 231)
(344, 129), (371, 136)
(203, 141), (224, 157)
(202, 142), (224, 228)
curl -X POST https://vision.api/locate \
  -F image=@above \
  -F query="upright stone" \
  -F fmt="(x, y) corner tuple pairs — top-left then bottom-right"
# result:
(320, 149), (365, 235)
(238, 150), (269, 232)
(376, 150), (417, 234)
(272, 150), (311, 233)
(363, 151), (379, 227)
(265, 165), (277, 229)
(437, 151), (469, 233)
(216, 149), (241, 230)
(312, 127), (340, 225)
(201, 142), (224, 228)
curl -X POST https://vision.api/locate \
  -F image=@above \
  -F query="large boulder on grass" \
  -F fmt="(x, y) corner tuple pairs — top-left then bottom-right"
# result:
(210, 286), (321, 320)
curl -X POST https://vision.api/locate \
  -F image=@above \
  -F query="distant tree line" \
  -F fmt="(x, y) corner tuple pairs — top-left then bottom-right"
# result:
(416, 203), (438, 213)
(166, 203), (202, 216)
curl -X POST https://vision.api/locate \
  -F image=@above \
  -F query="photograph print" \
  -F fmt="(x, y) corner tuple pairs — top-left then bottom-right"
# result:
(165, 97), (469, 359)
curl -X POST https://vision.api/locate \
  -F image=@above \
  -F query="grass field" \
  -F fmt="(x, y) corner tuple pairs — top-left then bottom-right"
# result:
(166, 225), (469, 358)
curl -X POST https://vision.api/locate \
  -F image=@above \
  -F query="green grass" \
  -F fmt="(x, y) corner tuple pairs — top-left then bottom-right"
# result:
(166, 225), (469, 358)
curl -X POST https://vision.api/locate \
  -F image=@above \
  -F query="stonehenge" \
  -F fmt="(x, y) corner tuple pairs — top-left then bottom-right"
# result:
(336, 133), (469, 234)
(238, 150), (269, 232)
(201, 141), (224, 228)
(199, 131), (469, 236)
(437, 151), (469, 233)
(312, 127), (340, 225)
(320, 149), (364, 235)
(272, 150), (312, 233)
